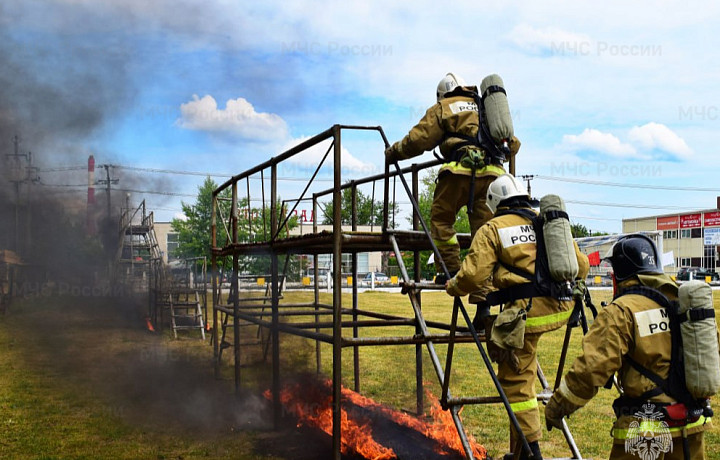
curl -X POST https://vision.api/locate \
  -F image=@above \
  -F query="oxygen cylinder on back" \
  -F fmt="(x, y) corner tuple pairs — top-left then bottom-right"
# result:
(540, 194), (579, 283)
(480, 74), (514, 145)
(678, 280), (720, 399)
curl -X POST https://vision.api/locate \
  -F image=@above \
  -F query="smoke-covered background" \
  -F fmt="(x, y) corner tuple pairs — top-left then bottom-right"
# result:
(0, 1), (172, 281)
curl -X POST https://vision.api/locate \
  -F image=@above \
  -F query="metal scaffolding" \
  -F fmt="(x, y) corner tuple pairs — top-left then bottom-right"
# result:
(210, 124), (582, 460)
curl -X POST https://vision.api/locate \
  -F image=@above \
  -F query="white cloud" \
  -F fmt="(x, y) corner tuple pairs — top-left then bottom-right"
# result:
(506, 24), (592, 55)
(176, 94), (288, 141)
(561, 128), (639, 158)
(627, 122), (692, 158)
(279, 136), (377, 175)
(561, 124), (693, 160)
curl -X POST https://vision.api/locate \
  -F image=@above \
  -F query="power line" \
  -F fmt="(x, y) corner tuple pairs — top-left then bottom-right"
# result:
(38, 166), (85, 172)
(115, 165), (336, 182)
(42, 163), (336, 182)
(38, 182), (87, 187)
(536, 175), (720, 192)
(569, 214), (623, 222)
(566, 199), (698, 211)
(115, 165), (233, 178)
(116, 188), (195, 198)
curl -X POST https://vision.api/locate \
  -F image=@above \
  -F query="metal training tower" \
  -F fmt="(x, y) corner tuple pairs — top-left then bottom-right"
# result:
(210, 124), (585, 460)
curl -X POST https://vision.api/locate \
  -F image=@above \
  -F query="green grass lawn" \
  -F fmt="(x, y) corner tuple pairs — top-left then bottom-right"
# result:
(0, 296), (281, 460)
(1, 289), (719, 459)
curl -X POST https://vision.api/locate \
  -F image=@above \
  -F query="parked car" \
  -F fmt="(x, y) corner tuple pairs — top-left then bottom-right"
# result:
(676, 267), (720, 282)
(362, 272), (390, 285)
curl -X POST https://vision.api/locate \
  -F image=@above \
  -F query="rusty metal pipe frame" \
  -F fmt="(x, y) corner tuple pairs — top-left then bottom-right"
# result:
(211, 192), (219, 373)
(212, 124), (494, 460)
(214, 125), (388, 196)
(350, 181), (361, 392)
(331, 125), (343, 460)
(273, 318), (415, 329)
(274, 142), (333, 241)
(223, 311), (479, 348)
(216, 304), (476, 336)
(412, 164), (424, 415)
(313, 158), (440, 200)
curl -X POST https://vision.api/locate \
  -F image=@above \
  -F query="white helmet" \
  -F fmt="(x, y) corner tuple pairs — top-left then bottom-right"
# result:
(486, 173), (529, 214)
(436, 72), (466, 101)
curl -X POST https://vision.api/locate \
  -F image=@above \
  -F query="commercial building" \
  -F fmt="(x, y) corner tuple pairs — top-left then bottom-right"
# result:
(622, 205), (720, 274)
(153, 221), (179, 264)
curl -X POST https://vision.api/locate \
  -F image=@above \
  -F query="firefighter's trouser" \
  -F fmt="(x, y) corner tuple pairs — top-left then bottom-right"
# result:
(431, 172), (496, 302)
(499, 332), (543, 448)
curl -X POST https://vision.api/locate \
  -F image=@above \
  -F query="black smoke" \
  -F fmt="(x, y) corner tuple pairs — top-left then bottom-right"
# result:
(0, 2), (144, 279)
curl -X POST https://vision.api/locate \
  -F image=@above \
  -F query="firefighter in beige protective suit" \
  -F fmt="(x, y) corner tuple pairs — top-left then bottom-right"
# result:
(545, 234), (713, 459)
(385, 73), (520, 312)
(445, 174), (590, 460)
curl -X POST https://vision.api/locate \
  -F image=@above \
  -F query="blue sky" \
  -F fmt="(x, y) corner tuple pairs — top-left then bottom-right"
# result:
(3, 0), (720, 233)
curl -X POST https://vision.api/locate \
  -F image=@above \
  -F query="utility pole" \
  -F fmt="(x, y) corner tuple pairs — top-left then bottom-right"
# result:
(24, 151), (40, 254)
(5, 135), (38, 255)
(519, 174), (535, 196)
(96, 164), (119, 220)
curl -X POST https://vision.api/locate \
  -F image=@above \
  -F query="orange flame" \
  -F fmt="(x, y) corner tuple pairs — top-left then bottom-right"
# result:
(264, 382), (394, 460)
(145, 316), (155, 332)
(264, 379), (486, 460)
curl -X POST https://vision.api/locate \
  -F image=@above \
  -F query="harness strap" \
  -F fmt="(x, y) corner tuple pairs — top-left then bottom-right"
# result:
(486, 282), (538, 306)
(482, 84), (506, 99)
(544, 210), (569, 222)
(626, 355), (672, 399)
(679, 308), (715, 323)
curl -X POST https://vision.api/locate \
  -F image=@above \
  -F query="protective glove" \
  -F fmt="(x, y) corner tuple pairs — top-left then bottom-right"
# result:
(508, 136), (521, 156)
(445, 277), (464, 297)
(545, 391), (582, 431)
(572, 279), (587, 302)
(384, 145), (399, 162)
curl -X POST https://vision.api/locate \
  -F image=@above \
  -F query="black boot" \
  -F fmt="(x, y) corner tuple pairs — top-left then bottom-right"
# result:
(504, 441), (543, 460)
(434, 270), (458, 285)
(522, 441), (543, 460)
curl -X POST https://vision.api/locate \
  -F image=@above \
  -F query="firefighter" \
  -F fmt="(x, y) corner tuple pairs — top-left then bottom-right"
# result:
(385, 73), (520, 308)
(445, 174), (590, 460)
(545, 234), (712, 459)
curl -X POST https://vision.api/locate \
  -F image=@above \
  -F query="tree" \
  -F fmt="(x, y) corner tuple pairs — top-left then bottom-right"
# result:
(570, 223), (590, 238)
(172, 177), (222, 263)
(570, 223), (611, 238)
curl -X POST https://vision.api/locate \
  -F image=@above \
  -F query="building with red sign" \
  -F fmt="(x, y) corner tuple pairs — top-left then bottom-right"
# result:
(623, 208), (720, 273)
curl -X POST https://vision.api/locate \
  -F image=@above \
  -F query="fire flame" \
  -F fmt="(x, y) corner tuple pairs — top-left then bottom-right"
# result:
(145, 316), (155, 332)
(263, 379), (486, 459)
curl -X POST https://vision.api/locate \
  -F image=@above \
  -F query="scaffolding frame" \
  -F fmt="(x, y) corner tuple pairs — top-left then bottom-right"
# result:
(210, 124), (579, 460)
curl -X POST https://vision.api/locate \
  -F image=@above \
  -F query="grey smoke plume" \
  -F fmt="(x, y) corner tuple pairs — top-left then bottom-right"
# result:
(0, 2), (150, 276)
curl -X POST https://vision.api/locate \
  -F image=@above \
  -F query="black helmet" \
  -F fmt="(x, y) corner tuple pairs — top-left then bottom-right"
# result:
(604, 234), (663, 281)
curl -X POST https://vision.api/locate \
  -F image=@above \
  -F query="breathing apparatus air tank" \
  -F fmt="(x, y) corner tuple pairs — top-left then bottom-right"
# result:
(677, 280), (720, 399)
(539, 194), (579, 288)
(480, 74), (514, 150)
